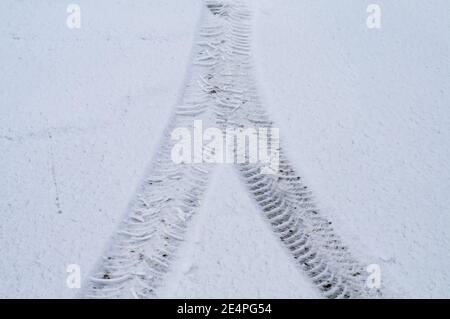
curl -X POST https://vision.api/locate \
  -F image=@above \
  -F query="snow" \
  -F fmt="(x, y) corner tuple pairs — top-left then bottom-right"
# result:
(0, 0), (201, 298)
(159, 166), (321, 298)
(1, 0), (449, 298)
(254, 0), (450, 298)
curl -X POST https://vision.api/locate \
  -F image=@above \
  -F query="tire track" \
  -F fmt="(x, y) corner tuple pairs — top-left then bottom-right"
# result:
(201, 0), (373, 298)
(85, 0), (375, 298)
(84, 3), (230, 298)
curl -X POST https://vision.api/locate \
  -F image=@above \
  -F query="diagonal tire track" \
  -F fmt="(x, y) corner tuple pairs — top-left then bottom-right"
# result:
(201, 0), (371, 298)
(84, 3), (227, 298)
(85, 0), (376, 299)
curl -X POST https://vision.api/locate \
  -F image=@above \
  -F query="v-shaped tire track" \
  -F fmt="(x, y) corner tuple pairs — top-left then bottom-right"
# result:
(85, 0), (372, 299)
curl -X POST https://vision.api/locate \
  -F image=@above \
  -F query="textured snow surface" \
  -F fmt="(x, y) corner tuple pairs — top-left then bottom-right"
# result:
(0, 0), (201, 298)
(159, 166), (321, 299)
(254, 0), (450, 298)
(1, 0), (449, 298)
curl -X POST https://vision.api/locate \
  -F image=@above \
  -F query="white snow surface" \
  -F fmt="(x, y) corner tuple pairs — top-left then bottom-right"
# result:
(254, 0), (450, 298)
(0, 0), (201, 298)
(1, 0), (449, 298)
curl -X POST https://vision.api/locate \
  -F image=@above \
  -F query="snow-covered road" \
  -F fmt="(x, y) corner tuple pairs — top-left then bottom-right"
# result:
(1, 0), (449, 298)
(85, 0), (370, 299)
